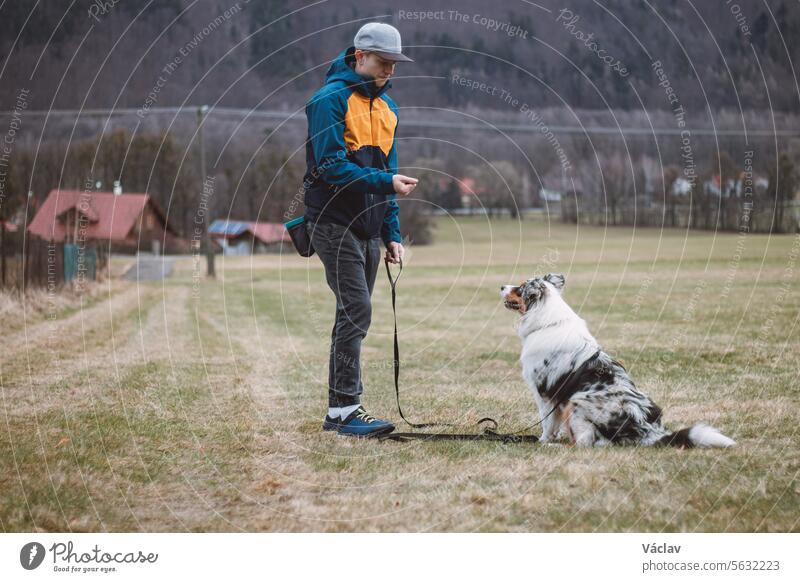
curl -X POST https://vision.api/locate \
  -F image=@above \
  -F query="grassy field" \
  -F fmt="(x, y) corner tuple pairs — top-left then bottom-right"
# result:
(1, 216), (798, 532)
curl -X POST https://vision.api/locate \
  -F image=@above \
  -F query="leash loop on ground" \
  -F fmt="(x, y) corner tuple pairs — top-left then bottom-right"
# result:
(381, 257), (539, 444)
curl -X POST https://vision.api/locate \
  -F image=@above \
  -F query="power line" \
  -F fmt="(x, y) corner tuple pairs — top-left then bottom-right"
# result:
(2, 106), (798, 137)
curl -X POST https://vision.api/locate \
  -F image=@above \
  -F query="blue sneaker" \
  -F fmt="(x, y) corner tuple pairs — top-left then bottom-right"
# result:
(325, 406), (395, 437)
(322, 414), (342, 431)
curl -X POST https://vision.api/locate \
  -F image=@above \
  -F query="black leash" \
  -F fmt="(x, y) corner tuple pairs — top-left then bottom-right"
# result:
(378, 257), (542, 444)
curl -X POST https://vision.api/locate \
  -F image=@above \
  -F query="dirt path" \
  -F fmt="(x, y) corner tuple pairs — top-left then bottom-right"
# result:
(1, 279), (259, 531)
(1, 283), (161, 413)
(123, 255), (176, 282)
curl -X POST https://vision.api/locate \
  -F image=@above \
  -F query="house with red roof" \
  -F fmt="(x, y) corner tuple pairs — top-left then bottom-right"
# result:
(27, 188), (184, 282)
(28, 189), (182, 254)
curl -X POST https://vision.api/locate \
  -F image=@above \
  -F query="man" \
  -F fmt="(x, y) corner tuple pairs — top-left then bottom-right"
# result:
(303, 22), (418, 437)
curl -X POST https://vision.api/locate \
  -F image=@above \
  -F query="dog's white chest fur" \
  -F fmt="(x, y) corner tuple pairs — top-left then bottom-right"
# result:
(517, 291), (599, 394)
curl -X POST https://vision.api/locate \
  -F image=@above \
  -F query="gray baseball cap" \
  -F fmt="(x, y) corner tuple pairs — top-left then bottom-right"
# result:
(354, 22), (413, 62)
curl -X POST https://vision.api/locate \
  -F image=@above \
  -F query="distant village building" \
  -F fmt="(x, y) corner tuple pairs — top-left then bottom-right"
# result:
(457, 177), (480, 211)
(539, 188), (563, 202)
(208, 219), (290, 255)
(672, 177), (693, 196)
(27, 188), (182, 281)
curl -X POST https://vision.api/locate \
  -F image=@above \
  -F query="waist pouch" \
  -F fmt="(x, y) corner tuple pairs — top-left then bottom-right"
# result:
(283, 216), (315, 257)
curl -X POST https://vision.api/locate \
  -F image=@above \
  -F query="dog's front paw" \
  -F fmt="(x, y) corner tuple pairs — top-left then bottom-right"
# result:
(540, 432), (566, 444)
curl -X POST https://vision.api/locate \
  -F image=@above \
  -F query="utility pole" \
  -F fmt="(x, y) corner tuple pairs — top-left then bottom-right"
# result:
(197, 104), (215, 278)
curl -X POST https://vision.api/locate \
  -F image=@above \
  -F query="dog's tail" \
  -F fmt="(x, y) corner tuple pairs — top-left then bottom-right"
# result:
(657, 424), (735, 448)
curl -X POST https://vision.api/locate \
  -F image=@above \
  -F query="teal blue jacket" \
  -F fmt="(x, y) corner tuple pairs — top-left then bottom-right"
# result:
(302, 46), (401, 245)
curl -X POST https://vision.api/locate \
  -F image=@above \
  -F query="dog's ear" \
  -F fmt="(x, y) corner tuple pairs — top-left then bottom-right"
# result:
(544, 273), (565, 290)
(521, 279), (542, 304)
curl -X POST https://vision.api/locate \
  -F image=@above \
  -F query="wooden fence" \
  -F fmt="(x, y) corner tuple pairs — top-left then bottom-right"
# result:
(1, 233), (65, 290)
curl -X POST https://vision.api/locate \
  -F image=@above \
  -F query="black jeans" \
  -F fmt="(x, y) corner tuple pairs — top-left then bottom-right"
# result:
(307, 220), (381, 407)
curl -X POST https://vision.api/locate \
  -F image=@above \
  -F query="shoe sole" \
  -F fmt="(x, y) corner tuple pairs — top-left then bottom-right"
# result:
(334, 424), (396, 438)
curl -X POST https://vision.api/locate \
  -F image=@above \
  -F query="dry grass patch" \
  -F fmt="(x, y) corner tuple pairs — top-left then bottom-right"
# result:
(2, 218), (798, 532)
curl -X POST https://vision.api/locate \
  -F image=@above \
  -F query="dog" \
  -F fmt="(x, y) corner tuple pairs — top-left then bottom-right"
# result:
(500, 273), (735, 448)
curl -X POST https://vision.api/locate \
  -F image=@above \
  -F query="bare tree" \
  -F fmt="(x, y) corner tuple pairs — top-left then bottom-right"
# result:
(467, 161), (523, 218)
(767, 154), (796, 233)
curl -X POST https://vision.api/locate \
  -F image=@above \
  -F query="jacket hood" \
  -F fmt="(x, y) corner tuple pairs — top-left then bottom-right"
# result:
(324, 46), (392, 99)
